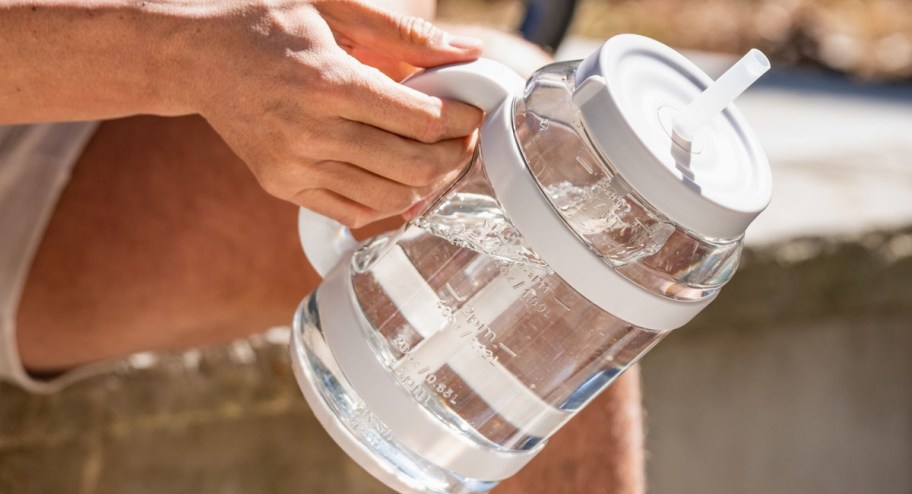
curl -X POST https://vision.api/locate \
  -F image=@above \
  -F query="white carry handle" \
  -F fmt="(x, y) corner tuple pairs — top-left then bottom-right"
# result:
(298, 59), (526, 277)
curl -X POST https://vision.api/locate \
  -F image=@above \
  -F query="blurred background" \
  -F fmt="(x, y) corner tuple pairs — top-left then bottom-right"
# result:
(2, 0), (910, 493)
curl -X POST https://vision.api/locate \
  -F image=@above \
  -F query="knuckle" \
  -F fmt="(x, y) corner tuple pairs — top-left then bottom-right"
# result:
(400, 139), (471, 186)
(416, 115), (448, 143)
(397, 15), (440, 46)
(255, 169), (289, 200)
(300, 122), (345, 160)
(352, 216), (372, 229)
(289, 188), (319, 208)
(304, 137), (334, 161)
(300, 161), (327, 188)
(381, 188), (420, 213)
(260, 180), (284, 200)
(311, 57), (355, 93)
(339, 209), (367, 229)
(336, 213), (357, 228)
(408, 159), (443, 186)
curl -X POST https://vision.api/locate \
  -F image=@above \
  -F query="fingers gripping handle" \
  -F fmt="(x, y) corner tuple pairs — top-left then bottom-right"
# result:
(402, 58), (526, 114)
(297, 59), (526, 278)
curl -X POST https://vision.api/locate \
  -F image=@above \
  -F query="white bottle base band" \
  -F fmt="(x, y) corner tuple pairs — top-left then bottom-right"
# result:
(302, 262), (543, 481)
(290, 323), (429, 494)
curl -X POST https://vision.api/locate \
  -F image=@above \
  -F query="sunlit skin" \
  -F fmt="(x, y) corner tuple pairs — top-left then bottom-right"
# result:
(2, 0), (643, 491)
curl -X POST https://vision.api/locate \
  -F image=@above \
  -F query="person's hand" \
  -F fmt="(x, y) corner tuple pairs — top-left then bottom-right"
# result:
(165, 0), (484, 227)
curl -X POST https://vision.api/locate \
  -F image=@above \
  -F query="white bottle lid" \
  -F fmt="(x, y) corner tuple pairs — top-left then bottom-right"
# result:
(572, 35), (773, 239)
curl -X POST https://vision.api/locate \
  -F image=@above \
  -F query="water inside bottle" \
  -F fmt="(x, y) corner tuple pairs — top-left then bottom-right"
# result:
(340, 59), (742, 454)
(514, 61), (744, 300)
(349, 157), (667, 451)
(292, 55), (757, 494)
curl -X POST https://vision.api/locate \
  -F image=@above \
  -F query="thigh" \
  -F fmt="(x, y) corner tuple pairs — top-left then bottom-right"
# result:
(496, 367), (645, 494)
(16, 115), (318, 371)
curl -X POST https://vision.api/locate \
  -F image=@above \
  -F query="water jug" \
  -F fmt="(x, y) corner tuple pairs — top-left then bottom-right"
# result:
(290, 34), (773, 493)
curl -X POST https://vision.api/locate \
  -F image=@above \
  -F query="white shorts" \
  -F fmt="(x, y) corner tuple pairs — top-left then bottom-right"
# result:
(0, 121), (100, 393)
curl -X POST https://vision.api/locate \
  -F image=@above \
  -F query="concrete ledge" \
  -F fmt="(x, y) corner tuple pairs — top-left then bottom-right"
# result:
(0, 329), (394, 494)
(642, 228), (912, 494)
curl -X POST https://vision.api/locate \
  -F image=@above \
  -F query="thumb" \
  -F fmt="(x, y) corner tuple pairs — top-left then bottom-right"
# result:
(316, 0), (484, 68)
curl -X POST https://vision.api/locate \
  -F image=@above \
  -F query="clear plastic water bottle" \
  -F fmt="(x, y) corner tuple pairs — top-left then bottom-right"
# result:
(291, 34), (772, 493)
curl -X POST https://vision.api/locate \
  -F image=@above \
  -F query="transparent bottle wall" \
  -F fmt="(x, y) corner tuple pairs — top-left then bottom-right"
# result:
(514, 61), (744, 301)
(350, 155), (667, 451)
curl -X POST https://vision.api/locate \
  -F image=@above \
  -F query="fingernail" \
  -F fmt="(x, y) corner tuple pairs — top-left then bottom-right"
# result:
(446, 34), (484, 51)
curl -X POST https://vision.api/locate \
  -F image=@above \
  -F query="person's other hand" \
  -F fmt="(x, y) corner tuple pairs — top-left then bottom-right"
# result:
(165, 0), (483, 227)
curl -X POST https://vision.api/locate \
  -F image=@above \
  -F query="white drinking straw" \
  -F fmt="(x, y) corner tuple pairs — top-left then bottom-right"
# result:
(673, 49), (771, 145)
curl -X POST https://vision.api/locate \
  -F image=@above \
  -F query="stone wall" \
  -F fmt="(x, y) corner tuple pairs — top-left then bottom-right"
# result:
(642, 229), (912, 494)
(0, 330), (393, 494)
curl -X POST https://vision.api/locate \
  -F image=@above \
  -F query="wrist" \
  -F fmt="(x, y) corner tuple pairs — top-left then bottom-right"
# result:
(123, 1), (227, 116)
(139, 0), (280, 118)
(67, 0), (247, 117)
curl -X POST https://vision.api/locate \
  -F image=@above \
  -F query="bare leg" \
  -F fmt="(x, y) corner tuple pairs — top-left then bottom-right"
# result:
(16, 115), (317, 370)
(497, 367), (645, 494)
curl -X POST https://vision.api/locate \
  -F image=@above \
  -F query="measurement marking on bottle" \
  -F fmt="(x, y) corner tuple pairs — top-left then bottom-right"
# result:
(498, 342), (518, 358)
(444, 283), (467, 302)
(416, 366), (430, 375)
(576, 155), (595, 174)
(459, 330), (472, 338)
(512, 281), (526, 289)
(554, 296), (572, 311)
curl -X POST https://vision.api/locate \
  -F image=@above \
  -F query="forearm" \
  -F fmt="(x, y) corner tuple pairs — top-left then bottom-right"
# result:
(0, 0), (202, 124)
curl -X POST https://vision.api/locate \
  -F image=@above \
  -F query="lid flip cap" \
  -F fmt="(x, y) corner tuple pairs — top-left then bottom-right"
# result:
(572, 35), (773, 239)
